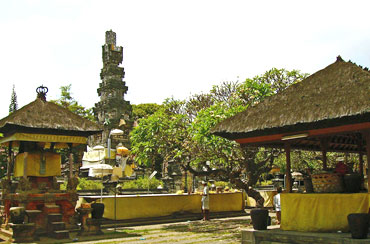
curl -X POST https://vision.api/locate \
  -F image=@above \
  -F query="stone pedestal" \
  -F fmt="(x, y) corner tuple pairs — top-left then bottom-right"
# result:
(10, 223), (37, 242)
(84, 218), (103, 235)
(25, 210), (41, 224)
(77, 207), (103, 236)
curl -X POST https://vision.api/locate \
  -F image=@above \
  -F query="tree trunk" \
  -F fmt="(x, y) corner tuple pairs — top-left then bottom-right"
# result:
(232, 177), (265, 207)
(246, 187), (265, 207)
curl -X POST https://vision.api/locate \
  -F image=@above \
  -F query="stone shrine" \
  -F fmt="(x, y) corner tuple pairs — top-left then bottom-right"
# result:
(93, 30), (133, 148)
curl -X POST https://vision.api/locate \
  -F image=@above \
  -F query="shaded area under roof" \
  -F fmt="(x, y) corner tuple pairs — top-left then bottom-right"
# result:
(212, 57), (370, 153)
(0, 98), (102, 138)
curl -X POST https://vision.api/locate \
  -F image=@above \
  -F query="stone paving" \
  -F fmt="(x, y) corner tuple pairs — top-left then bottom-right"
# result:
(23, 215), (264, 244)
(75, 216), (253, 244)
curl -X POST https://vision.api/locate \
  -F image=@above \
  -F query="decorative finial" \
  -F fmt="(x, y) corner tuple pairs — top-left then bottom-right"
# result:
(36, 85), (48, 102)
(336, 55), (344, 62)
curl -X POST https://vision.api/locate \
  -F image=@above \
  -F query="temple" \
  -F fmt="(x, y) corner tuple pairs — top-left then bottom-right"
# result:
(93, 30), (133, 148)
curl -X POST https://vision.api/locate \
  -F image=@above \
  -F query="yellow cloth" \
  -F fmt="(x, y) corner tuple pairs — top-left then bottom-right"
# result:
(104, 148), (116, 159)
(79, 192), (245, 220)
(112, 167), (123, 178)
(281, 193), (369, 232)
(14, 152), (61, 177)
(246, 190), (277, 207)
(82, 150), (105, 162)
(124, 164), (133, 177)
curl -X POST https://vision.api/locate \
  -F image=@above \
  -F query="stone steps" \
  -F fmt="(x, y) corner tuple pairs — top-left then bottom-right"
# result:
(47, 210), (69, 239)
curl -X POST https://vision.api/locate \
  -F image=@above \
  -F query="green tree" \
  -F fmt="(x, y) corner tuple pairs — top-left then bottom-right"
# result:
(130, 68), (308, 205)
(9, 84), (18, 114)
(132, 103), (163, 120)
(130, 99), (189, 174)
(51, 84), (95, 121)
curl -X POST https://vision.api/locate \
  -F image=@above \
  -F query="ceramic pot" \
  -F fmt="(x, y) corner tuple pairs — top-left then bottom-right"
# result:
(347, 213), (369, 239)
(9, 207), (25, 224)
(91, 203), (105, 219)
(250, 208), (269, 230)
(343, 173), (361, 193)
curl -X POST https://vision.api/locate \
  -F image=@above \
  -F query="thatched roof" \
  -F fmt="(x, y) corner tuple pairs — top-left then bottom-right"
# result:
(0, 98), (102, 137)
(212, 57), (370, 152)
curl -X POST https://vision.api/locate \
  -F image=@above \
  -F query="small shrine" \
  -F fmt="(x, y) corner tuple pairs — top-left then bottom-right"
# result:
(0, 86), (102, 241)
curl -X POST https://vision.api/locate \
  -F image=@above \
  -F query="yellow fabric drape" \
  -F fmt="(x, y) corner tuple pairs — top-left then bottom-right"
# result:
(124, 164), (133, 177)
(246, 190), (277, 207)
(14, 152), (61, 177)
(79, 192), (245, 220)
(104, 149), (116, 159)
(281, 193), (369, 232)
(0, 133), (87, 145)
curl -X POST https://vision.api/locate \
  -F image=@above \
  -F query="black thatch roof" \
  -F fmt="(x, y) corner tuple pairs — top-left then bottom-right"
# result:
(0, 98), (102, 137)
(212, 58), (370, 152)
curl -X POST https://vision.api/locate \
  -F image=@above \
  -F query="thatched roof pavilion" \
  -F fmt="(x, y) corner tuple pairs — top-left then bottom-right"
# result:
(212, 57), (370, 191)
(0, 86), (102, 179)
(0, 95), (102, 139)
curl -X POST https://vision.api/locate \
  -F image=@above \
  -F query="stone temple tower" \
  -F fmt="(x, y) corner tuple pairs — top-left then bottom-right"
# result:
(93, 30), (132, 148)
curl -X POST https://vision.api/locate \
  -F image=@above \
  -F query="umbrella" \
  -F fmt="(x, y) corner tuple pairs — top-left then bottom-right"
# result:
(117, 146), (130, 156)
(93, 145), (105, 150)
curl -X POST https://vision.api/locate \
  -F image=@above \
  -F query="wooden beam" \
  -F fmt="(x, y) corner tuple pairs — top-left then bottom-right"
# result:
(285, 143), (292, 193)
(235, 122), (370, 145)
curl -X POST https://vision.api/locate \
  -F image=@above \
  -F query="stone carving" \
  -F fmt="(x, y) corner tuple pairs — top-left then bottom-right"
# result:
(17, 177), (32, 192)
(93, 30), (133, 148)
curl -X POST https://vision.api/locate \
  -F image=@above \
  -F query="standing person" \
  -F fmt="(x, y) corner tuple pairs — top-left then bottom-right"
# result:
(201, 181), (210, 221)
(273, 187), (282, 225)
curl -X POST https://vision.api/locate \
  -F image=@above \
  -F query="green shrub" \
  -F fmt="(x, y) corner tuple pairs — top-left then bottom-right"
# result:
(122, 176), (163, 190)
(260, 180), (273, 186)
(214, 181), (232, 188)
(60, 178), (103, 191)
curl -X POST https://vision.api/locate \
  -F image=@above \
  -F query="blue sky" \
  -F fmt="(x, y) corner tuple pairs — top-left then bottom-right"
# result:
(1, 0), (370, 118)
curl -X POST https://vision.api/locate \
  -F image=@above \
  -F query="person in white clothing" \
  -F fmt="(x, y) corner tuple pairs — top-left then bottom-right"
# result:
(273, 186), (282, 224)
(201, 181), (210, 221)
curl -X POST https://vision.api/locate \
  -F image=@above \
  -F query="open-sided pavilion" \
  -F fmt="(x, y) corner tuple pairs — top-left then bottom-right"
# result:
(212, 57), (370, 234)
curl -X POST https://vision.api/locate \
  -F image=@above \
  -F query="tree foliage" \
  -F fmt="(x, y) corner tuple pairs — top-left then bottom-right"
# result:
(130, 68), (308, 205)
(9, 84), (18, 114)
(51, 84), (95, 121)
(132, 103), (163, 120)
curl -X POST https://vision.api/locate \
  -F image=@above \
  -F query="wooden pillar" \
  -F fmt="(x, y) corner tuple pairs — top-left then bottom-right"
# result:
(320, 138), (329, 170)
(23, 152), (28, 180)
(22, 142), (30, 180)
(358, 137), (364, 177)
(68, 143), (73, 178)
(364, 131), (370, 192)
(285, 143), (292, 193)
(359, 152), (364, 176)
(7, 142), (12, 180)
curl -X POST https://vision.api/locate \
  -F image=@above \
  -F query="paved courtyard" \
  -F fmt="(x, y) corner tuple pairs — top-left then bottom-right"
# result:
(80, 216), (252, 244)
(29, 215), (263, 244)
